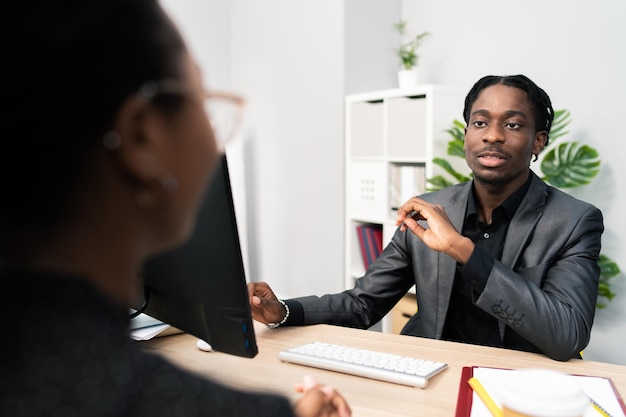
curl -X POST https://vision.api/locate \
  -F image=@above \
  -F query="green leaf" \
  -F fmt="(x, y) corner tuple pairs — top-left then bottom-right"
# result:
(540, 141), (600, 188)
(599, 254), (621, 279)
(393, 20), (429, 69)
(447, 138), (465, 159)
(445, 119), (465, 142)
(425, 175), (453, 192)
(548, 109), (571, 143)
(393, 20), (408, 34)
(445, 127), (464, 143)
(598, 283), (616, 300)
(452, 119), (466, 130)
(444, 119), (466, 159)
(596, 255), (620, 308)
(432, 157), (471, 183)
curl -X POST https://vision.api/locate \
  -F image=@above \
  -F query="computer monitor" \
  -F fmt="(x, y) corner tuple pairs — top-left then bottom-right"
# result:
(139, 153), (257, 358)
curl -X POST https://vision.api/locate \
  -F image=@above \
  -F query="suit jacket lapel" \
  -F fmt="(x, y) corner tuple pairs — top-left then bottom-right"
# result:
(501, 172), (547, 267)
(498, 172), (547, 339)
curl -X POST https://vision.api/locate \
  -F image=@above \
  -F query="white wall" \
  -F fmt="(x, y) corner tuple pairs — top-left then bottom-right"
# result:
(162, 0), (625, 365)
(230, 1), (346, 297)
(343, 0), (401, 94)
(228, 0), (402, 299)
(160, 0), (255, 277)
(161, 0), (232, 89)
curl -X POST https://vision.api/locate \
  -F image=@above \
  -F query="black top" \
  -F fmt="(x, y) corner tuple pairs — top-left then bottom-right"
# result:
(0, 269), (293, 417)
(441, 175), (532, 349)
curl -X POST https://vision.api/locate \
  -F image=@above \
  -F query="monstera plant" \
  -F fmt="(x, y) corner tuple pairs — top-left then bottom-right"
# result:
(427, 110), (621, 308)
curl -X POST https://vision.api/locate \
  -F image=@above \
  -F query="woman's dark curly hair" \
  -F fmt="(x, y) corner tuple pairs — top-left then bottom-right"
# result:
(2, 0), (187, 252)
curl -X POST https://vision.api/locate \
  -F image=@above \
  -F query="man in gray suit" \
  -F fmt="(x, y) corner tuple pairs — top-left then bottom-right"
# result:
(248, 74), (603, 361)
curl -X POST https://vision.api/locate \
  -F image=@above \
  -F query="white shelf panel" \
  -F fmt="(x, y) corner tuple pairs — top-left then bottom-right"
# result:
(344, 85), (466, 301)
(348, 101), (384, 158)
(387, 96), (427, 159)
(347, 162), (388, 220)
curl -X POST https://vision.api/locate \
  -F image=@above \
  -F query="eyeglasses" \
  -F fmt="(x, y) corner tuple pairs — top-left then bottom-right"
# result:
(139, 80), (246, 147)
(204, 90), (246, 147)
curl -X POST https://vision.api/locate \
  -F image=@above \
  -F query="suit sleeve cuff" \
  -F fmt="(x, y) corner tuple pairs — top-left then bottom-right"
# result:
(283, 299), (304, 325)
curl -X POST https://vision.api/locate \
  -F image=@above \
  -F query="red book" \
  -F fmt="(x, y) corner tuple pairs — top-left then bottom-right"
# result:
(454, 366), (475, 417)
(372, 227), (383, 258)
(356, 224), (383, 270)
(364, 226), (379, 266)
(356, 225), (372, 269)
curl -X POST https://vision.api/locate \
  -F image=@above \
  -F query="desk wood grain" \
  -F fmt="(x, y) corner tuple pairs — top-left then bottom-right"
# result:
(141, 324), (626, 417)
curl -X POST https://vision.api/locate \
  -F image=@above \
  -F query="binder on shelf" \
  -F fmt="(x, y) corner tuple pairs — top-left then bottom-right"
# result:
(356, 224), (383, 270)
(389, 164), (425, 211)
(455, 366), (626, 417)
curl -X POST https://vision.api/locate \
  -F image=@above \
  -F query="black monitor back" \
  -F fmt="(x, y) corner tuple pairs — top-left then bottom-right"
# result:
(141, 153), (257, 358)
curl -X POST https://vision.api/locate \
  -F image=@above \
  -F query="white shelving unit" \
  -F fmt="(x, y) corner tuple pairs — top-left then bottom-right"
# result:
(344, 85), (466, 332)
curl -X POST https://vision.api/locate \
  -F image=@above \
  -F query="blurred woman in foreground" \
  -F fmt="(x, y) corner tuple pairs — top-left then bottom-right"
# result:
(0, 1), (350, 416)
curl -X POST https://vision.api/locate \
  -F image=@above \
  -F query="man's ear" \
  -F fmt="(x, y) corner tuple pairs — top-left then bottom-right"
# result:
(533, 130), (548, 156)
(463, 127), (468, 150)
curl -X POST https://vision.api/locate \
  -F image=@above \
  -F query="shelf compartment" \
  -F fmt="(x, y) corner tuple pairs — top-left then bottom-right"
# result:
(347, 162), (388, 221)
(387, 96), (427, 159)
(348, 100), (384, 158)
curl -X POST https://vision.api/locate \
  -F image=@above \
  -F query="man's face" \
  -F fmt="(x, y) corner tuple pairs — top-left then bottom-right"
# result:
(464, 84), (546, 189)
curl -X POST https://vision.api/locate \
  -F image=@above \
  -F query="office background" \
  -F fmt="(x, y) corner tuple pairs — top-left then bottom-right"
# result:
(161, 0), (626, 365)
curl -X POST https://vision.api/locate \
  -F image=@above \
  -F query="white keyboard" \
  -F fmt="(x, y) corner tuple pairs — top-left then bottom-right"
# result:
(278, 341), (447, 388)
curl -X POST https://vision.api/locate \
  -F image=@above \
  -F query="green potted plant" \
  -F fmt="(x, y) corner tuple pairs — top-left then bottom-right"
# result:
(393, 20), (430, 88)
(426, 111), (621, 309)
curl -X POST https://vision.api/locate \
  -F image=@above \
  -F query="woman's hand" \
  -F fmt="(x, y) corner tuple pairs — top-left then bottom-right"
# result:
(293, 376), (352, 417)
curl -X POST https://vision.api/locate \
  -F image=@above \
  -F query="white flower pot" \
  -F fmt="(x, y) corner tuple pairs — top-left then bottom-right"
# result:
(398, 68), (419, 88)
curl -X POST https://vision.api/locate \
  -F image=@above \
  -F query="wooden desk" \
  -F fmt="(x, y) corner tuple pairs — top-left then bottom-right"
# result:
(141, 324), (626, 417)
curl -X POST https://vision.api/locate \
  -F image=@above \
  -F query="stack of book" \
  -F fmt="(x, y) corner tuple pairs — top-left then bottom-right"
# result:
(356, 224), (383, 269)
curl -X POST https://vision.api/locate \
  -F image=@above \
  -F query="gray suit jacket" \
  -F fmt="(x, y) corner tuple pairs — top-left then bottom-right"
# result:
(292, 172), (603, 361)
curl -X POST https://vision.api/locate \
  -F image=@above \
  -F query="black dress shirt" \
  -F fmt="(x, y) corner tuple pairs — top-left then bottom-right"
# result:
(441, 175), (532, 348)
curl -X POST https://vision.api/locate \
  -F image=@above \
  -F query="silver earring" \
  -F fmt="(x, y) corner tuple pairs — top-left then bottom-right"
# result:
(160, 176), (178, 194)
(103, 131), (122, 150)
(134, 189), (155, 210)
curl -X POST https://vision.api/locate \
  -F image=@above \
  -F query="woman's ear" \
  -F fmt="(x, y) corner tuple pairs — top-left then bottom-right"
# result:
(105, 94), (177, 210)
